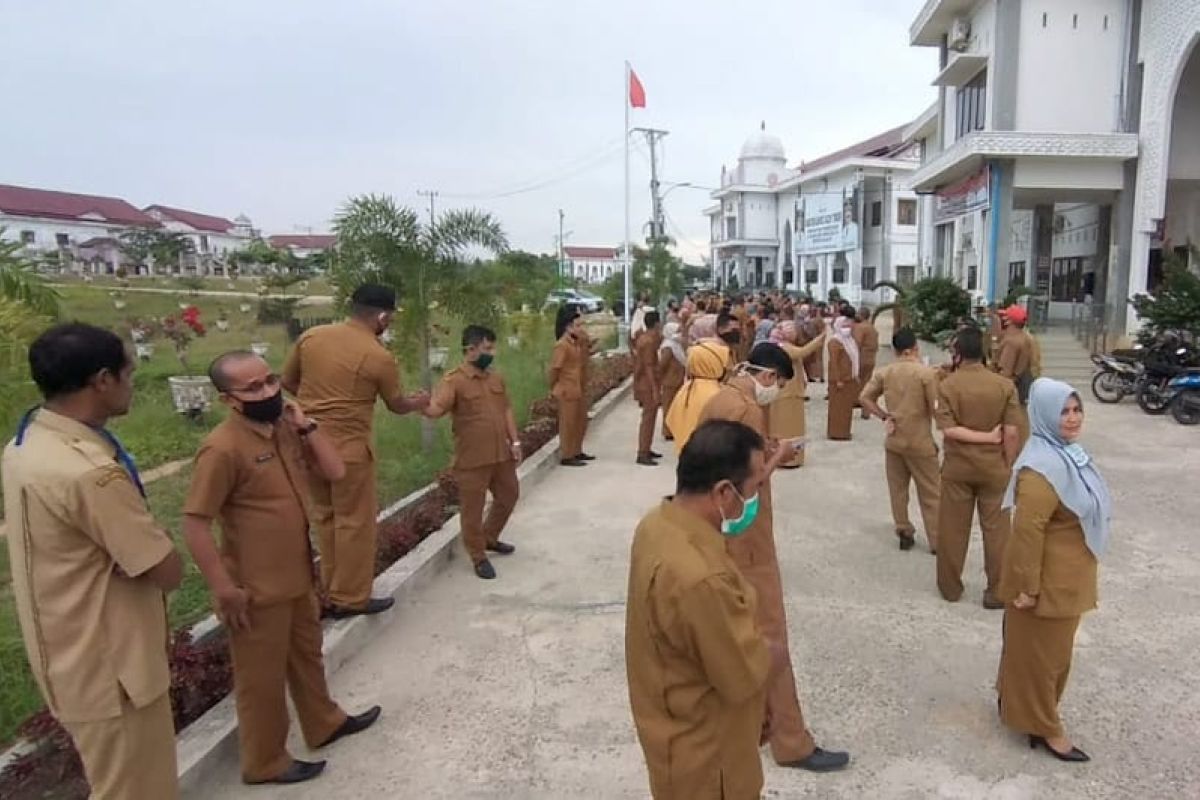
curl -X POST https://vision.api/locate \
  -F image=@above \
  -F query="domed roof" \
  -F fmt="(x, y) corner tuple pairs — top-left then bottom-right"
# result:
(739, 122), (786, 161)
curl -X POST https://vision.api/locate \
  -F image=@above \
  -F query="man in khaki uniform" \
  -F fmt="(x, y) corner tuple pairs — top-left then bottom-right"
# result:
(281, 284), (429, 617)
(633, 310), (663, 465)
(935, 327), (1023, 608)
(698, 343), (850, 773)
(853, 307), (880, 418)
(2, 323), (183, 800)
(860, 328), (941, 553)
(423, 325), (522, 580)
(184, 351), (380, 785)
(994, 305), (1036, 446)
(626, 420), (775, 799)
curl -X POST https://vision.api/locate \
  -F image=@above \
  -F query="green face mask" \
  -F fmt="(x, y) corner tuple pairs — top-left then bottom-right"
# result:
(473, 353), (494, 370)
(719, 486), (760, 537)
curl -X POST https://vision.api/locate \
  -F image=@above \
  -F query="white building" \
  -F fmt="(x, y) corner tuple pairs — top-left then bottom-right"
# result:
(144, 205), (255, 268)
(267, 234), (337, 259)
(706, 124), (924, 306)
(907, 0), (1200, 334)
(562, 245), (619, 284)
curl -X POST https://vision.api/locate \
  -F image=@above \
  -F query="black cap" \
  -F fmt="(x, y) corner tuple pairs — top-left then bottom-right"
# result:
(351, 283), (396, 311)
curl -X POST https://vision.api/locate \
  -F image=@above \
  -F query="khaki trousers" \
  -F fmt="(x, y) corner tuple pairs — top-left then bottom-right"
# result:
(885, 449), (941, 549)
(936, 473), (1011, 601)
(998, 610), (1081, 739)
(229, 592), (347, 783)
(637, 400), (658, 455)
(310, 455), (378, 609)
(558, 397), (584, 459)
(63, 691), (178, 800)
(456, 460), (520, 564)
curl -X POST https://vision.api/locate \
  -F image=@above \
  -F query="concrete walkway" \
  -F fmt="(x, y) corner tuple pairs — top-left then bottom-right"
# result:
(191, 364), (1200, 799)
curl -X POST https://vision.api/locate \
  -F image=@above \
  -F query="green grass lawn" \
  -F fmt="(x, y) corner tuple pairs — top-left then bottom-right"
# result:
(50, 274), (335, 296)
(0, 288), (588, 745)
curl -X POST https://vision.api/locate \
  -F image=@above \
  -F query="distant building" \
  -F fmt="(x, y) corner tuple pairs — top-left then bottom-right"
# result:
(268, 234), (337, 259)
(562, 245), (619, 283)
(706, 123), (923, 306)
(907, 0), (1200, 334)
(144, 205), (256, 268)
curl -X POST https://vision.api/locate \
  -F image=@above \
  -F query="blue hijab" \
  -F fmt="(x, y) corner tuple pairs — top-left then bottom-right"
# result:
(1003, 378), (1113, 558)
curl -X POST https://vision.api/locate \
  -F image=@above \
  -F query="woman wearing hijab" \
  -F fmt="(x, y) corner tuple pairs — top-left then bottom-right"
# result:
(825, 312), (860, 441)
(550, 305), (590, 466)
(657, 322), (687, 441)
(767, 321), (827, 467)
(995, 378), (1111, 763)
(664, 342), (729, 454)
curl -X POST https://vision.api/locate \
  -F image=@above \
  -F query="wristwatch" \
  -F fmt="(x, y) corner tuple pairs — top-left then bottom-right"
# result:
(298, 421), (319, 437)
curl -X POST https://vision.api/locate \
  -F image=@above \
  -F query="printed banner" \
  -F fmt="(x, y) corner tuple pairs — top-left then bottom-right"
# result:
(934, 166), (990, 223)
(795, 185), (859, 256)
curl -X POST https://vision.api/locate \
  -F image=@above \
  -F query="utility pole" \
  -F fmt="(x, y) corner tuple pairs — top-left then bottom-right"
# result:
(632, 128), (669, 246)
(417, 189), (439, 225)
(558, 208), (565, 290)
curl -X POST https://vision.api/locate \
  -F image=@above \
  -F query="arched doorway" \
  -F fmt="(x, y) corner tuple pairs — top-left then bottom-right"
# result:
(1159, 38), (1200, 284)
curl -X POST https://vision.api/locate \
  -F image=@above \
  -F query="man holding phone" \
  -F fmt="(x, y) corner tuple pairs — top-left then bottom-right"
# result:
(697, 343), (850, 773)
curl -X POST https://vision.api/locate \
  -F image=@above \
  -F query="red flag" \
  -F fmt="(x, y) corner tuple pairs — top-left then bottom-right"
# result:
(629, 68), (646, 108)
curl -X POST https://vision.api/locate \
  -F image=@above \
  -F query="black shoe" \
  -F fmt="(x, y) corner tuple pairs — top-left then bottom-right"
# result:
(1029, 735), (1090, 762)
(636, 454), (659, 466)
(247, 759), (326, 785)
(560, 458), (587, 467)
(648, 450), (663, 459)
(328, 597), (395, 619)
(898, 533), (916, 551)
(474, 559), (497, 579)
(781, 747), (850, 772)
(318, 705), (381, 748)
(486, 541), (516, 555)
(578, 453), (596, 461)
(983, 591), (1005, 610)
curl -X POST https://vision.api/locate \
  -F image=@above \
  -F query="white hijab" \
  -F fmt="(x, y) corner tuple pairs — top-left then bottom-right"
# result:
(825, 315), (860, 377)
(659, 321), (686, 366)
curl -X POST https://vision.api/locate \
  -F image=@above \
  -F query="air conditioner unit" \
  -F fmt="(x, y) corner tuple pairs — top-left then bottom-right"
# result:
(949, 18), (972, 52)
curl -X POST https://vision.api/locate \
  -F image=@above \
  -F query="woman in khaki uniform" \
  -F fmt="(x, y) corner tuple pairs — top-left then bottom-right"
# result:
(550, 306), (588, 466)
(657, 322), (687, 440)
(996, 378), (1112, 763)
(825, 314), (860, 441)
(767, 321), (826, 467)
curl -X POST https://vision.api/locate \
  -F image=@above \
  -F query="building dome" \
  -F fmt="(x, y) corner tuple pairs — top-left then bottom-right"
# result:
(739, 122), (786, 161)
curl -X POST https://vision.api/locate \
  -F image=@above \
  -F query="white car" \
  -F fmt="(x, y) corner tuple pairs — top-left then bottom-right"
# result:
(544, 289), (605, 314)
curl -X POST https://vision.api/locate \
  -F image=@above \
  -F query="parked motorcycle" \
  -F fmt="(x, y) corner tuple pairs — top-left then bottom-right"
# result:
(1134, 333), (1199, 415)
(1167, 370), (1200, 425)
(1090, 351), (1143, 404)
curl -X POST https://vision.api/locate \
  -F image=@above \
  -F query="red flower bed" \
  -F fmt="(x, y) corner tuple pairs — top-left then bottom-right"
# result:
(0, 352), (632, 800)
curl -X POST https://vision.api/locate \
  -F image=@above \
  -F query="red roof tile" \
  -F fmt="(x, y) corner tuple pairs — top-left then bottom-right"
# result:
(144, 204), (236, 233)
(563, 246), (619, 259)
(0, 184), (158, 227)
(797, 125), (909, 174)
(268, 234), (336, 250)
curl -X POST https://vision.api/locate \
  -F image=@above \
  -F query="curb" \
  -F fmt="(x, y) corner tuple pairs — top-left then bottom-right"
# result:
(175, 371), (634, 793)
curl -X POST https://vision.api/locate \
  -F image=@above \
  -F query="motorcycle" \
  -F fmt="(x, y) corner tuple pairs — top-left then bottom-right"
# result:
(1167, 370), (1200, 425)
(1135, 334), (1199, 415)
(1090, 351), (1143, 404)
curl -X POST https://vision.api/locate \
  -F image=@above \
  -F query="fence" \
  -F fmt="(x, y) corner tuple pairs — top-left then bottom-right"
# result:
(1069, 302), (1112, 355)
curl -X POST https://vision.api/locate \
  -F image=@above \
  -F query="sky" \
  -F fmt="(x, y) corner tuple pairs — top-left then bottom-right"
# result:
(1, 0), (938, 263)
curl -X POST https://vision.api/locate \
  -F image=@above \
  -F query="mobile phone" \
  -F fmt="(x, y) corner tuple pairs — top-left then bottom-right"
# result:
(787, 436), (808, 449)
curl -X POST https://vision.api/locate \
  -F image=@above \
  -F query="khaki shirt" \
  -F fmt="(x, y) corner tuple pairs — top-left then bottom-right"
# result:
(997, 469), (1098, 617)
(184, 414), (314, 605)
(633, 330), (662, 406)
(995, 330), (1033, 382)
(282, 321), (404, 450)
(860, 360), (939, 456)
(549, 336), (584, 401)
(828, 338), (855, 384)
(935, 364), (1022, 481)
(2, 410), (173, 723)
(853, 321), (880, 368)
(431, 364), (514, 470)
(626, 501), (769, 800)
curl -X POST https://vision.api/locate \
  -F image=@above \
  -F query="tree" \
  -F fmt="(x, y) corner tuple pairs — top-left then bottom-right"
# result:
(330, 194), (508, 449)
(636, 243), (684, 305)
(871, 277), (970, 342)
(0, 232), (60, 318)
(482, 250), (557, 312)
(1130, 244), (1200, 344)
(118, 229), (194, 274)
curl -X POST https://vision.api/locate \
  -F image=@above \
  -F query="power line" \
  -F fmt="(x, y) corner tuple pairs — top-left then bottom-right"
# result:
(439, 137), (627, 200)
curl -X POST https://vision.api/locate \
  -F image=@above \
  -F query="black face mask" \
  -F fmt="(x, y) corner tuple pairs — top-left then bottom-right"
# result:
(240, 389), (284, 424)
(719, 330), (742, 346)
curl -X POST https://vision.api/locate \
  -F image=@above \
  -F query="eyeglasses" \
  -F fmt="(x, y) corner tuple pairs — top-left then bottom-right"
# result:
(227, 373), (281, 395)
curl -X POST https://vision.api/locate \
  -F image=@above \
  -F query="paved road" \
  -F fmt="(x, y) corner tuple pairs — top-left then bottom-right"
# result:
(192, 361), (1200, 799)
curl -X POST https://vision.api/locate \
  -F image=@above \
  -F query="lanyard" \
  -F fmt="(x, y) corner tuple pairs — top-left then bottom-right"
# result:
(14, 407), (147, 499)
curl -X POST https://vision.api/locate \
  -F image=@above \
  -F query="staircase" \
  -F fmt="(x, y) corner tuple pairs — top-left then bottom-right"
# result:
(1035, 327), (1096, 388)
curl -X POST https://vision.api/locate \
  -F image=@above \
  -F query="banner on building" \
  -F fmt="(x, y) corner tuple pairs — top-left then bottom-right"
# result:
(795, 185), (859, 256)
(934, 166), (990, 223)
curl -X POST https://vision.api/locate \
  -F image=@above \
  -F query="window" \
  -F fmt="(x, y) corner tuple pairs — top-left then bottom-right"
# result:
(725, 217), (737, 239)
(955, 70), (987, 138)
(870, 201), (882, 227)
(805, 268), (819, 285)
(967, 265), (978, 291)
(862, 266), (877, 288)
(1051, 257), (1086, 301)
(897, 265), (916, 287)
(1009, 261), (1027, 287)
(783, 269), (794, 286)
(199, 234), (210, 253)
(832, 266), (846, 283)
(19, 230), (35, 244)
(897, 199), (917, 226)
(55, 233), (70, 248)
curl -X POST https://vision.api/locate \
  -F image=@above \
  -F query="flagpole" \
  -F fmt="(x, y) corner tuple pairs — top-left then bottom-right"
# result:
(623, 60), (632, 326)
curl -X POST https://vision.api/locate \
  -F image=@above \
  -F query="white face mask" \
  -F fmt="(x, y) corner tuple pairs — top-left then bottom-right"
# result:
(752, 378), (780, 406)
(378, 329), (394, 345)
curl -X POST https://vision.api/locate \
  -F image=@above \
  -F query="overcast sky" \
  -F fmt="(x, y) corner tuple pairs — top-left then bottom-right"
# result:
(2, 0), (937, 263)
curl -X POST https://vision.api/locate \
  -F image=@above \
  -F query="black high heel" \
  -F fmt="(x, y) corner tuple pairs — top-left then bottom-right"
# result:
(1029, 735), (1090, 763)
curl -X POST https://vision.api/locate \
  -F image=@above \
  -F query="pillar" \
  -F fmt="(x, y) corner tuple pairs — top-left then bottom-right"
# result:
(987, 160), (1016, 304)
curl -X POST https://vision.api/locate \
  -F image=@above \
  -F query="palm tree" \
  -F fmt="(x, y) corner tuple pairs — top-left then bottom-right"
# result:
(0, 233), (56, 434)
(331, 194), (508, 449)
(869, 280), (907, 330)
(0, 231), (61, 318)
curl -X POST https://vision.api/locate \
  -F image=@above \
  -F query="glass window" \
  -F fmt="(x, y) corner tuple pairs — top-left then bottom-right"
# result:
(1051, 257), (1086, 301)
(871, 201), (882, 227)
(897, 199), (917, 226)
(725, 217), (737, 239)
(20, 230), (35, 244)
(805, 268), (819, 285)
(55, 233), (70, 247)
(897, 265), (916, 287)
(862, 266), (877, 288)
(967, 265), (978, 291)
(1009, 261), (1027, 287)
(956, 70), (987, 138)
